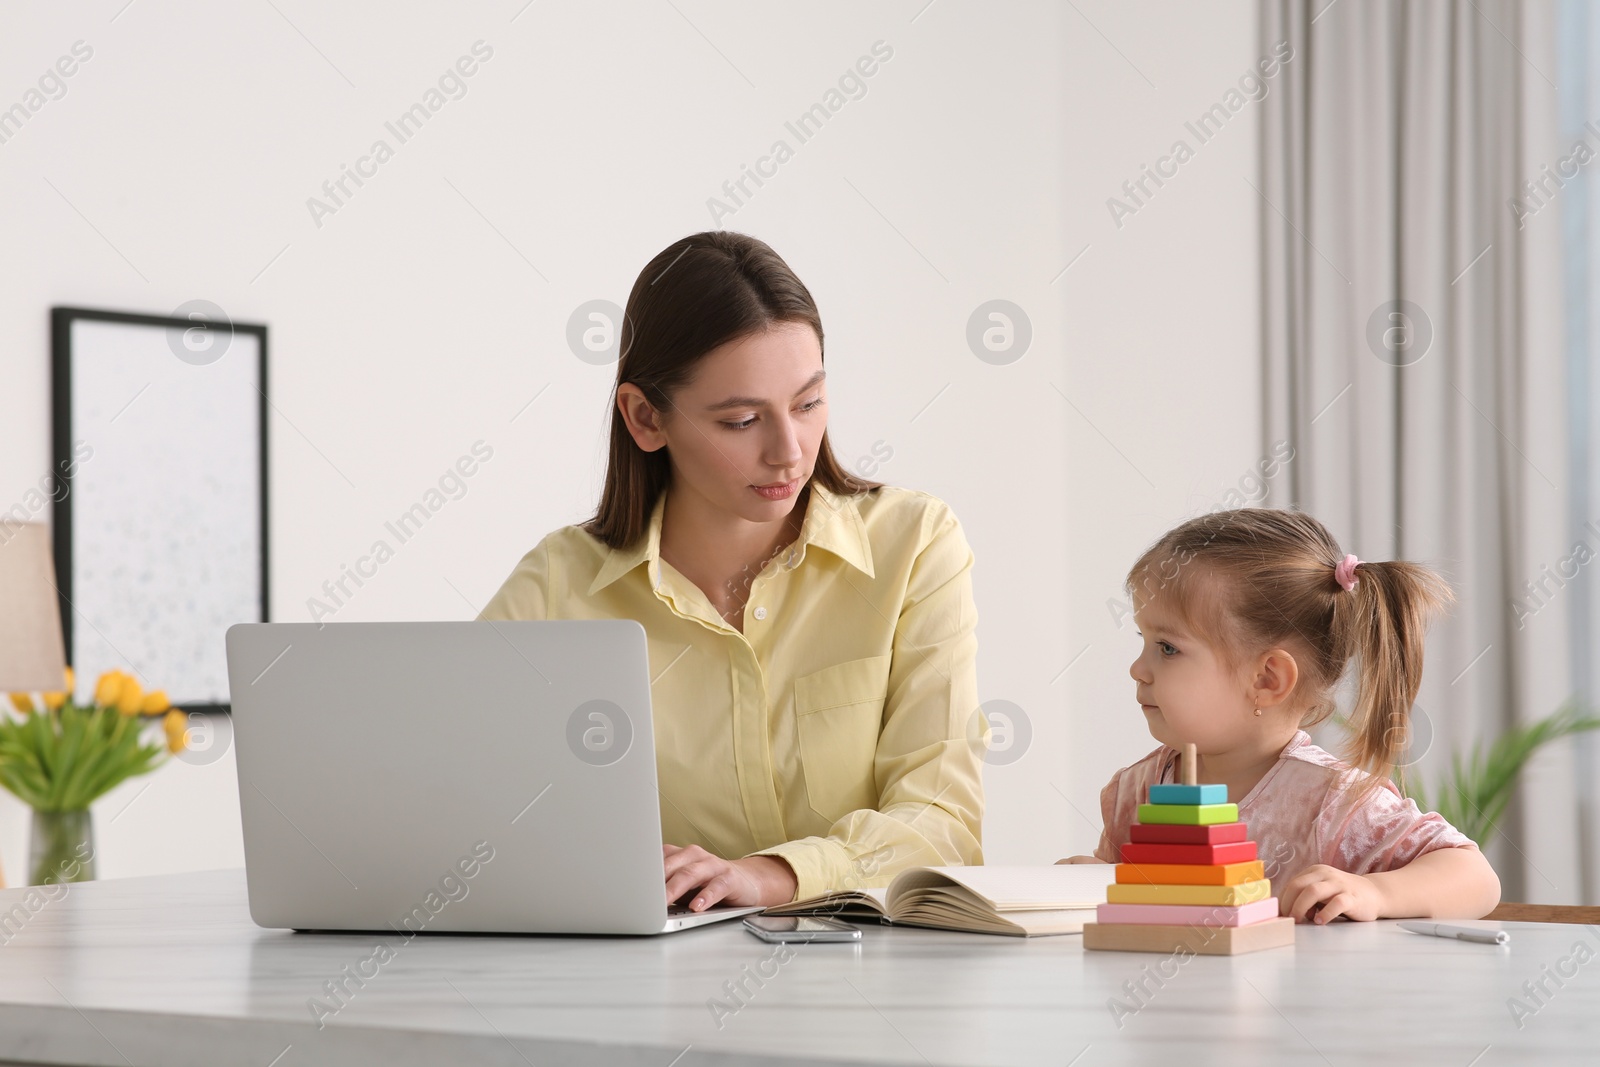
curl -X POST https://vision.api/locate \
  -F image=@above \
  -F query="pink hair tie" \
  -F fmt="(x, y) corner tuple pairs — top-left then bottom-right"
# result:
(1334, 554), (1361, 592)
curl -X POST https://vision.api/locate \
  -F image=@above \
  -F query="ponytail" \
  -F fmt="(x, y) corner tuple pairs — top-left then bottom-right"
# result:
(1336, 559), (1454, 796)
(1125, 508), (1455, 797)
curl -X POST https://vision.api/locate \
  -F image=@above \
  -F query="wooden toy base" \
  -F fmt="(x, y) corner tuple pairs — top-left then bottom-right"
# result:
(1083, 916), (1295, 955)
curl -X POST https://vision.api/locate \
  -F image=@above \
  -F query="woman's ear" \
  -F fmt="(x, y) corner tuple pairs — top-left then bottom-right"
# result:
(1250, 647), (1299, 710)
(617, 384), (668, 453)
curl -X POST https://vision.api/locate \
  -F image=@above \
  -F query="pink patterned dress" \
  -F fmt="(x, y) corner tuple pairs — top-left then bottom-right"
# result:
(1095, 730), (1478, 891)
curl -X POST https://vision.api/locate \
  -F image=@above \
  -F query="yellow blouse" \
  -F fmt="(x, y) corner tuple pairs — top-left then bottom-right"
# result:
(476, 481), (986, 902)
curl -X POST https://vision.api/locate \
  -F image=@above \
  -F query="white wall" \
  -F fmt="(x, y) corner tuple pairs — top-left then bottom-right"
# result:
(0, 0), (1262, 884)
(1050, 4), (1269, 862)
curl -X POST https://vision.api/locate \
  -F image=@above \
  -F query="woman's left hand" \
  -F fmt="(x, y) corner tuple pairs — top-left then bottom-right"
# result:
(1278, 864), (1385, 923)
(663, 844), (799, 911)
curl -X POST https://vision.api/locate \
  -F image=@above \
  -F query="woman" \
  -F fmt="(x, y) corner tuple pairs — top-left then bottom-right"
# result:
(479, 231), (984, 911)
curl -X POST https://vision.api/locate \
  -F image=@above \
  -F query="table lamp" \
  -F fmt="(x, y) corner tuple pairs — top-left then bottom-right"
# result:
(0, 521), (70, 890)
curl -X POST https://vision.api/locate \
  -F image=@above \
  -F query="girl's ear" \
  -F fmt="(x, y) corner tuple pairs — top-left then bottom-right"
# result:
(1250, 647), (1299, 710)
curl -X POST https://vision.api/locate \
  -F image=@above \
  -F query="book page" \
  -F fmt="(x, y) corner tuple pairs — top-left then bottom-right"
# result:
(889, 865), (1117, 911)
(764, 887), (889, 916)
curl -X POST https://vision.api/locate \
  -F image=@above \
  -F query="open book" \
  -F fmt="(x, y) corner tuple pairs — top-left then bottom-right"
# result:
(762, 865), (1119, 937)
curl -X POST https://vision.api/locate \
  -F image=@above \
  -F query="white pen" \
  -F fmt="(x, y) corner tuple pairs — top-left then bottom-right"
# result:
(1398, 921), (1509, 946)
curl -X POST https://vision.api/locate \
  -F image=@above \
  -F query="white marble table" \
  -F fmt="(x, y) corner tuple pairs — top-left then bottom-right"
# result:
(0, 868), (1595, 1066)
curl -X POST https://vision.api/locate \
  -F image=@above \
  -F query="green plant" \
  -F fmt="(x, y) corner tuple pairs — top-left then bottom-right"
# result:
(1408, 703), (1600, 845)
(2, 668), (188, 812)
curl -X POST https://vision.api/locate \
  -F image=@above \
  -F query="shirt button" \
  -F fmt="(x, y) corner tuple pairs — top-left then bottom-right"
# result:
(753, 606), (768, 620)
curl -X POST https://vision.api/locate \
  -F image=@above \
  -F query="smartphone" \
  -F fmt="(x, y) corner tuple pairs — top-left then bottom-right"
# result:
(742, 915), (861, 943)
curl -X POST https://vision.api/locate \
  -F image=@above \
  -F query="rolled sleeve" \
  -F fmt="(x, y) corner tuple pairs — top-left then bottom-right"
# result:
(1319, 776), (1480, 875)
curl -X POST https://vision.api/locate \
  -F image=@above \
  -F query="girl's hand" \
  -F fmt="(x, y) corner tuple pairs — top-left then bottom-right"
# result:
(663, 844), (798, 910)
(1054, 855), (1107, 864)
(1278, 864), (1385, 923)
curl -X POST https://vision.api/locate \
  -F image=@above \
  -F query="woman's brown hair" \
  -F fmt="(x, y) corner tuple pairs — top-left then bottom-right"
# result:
(583, 231), (882, 549)
(1126, 508), (1453, 794)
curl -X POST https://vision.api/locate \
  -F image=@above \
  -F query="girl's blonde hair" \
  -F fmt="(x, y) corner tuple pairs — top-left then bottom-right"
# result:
(1126, 508), (1453, 793)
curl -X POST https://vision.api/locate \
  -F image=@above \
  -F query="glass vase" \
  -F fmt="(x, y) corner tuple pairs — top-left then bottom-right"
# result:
(28, 808), (96, 885)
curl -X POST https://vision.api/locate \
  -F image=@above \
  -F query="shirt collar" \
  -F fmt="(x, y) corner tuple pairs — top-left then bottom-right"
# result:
(586, 480), (875, 597)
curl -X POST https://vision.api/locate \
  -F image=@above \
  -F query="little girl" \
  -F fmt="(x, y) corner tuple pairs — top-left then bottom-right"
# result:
(1069, 508), (1500, 924)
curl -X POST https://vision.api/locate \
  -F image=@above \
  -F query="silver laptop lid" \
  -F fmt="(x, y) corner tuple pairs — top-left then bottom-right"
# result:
(226, 620), (678, 935)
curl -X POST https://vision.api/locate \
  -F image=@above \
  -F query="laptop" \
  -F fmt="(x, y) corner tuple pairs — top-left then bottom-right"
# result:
(224, 619), (764, 935)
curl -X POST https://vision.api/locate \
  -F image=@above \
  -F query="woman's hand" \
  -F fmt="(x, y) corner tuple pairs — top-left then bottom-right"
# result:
(1054, 855), (1107, 864)
(663, 844), (798, 911)
(1278, 864), (1385, 923)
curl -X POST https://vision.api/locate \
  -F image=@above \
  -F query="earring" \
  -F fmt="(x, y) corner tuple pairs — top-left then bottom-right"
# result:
(1253, 706), (1263, 717)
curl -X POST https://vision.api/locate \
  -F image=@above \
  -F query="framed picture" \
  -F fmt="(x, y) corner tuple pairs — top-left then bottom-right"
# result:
(50, 306), (269, 714)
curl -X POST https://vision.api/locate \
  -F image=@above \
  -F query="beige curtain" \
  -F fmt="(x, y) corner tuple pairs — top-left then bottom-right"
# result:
(1259, 0), (1579, 902)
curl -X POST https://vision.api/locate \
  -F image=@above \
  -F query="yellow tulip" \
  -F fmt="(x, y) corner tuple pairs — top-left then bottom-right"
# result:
(115, 676), (144, 716)
(139, 690), (170, 715)
(41, 691), (66, 711)
(94, 670), (124, 708)
(63, 665), (75, 699)
(163, 708), (188, 753)
(7, 692), (34, 714)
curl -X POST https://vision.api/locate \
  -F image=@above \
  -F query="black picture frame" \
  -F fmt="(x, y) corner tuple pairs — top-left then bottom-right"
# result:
(50, 306), (269, 715)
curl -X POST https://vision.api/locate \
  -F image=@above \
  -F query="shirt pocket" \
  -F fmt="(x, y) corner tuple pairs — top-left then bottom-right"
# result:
(793, 654), (892, 822)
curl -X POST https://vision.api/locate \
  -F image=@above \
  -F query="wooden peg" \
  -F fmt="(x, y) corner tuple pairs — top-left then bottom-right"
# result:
(1181, 742), (1197, 786)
